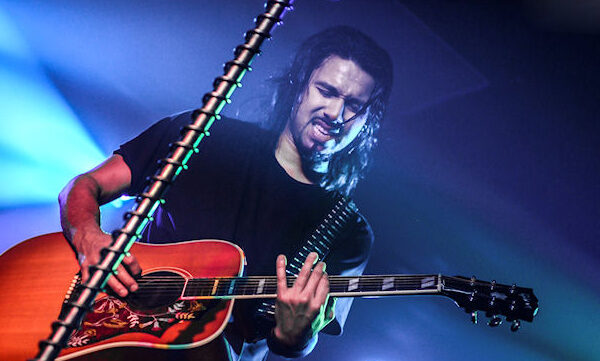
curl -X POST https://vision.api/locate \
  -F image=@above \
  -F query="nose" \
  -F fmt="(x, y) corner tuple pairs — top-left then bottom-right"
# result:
(324, 98), (345, 125)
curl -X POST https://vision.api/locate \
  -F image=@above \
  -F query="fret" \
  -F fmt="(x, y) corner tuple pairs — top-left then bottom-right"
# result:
(347, 278), (359, 291)
(309, 244), (325, 255)
(326, 275), (440, 295)
(211, 279), (220, 296)
(421, 276), (435, 289)
(182, 275), (441, 299)
(253, 195), (357, 319)
(183, 278), (211, 298)
(289, 262), (302, 271)
(328, 224), (341, 233)
(311, 233), (331, 246)
(314, 229), (331, 243)
(382, 277), (394, 291)
(256, 278), (266, 294)
(317, 240), (329, 248)
(228, 279), (236, 295)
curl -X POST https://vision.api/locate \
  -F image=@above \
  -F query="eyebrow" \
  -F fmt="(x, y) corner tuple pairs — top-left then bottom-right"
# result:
(314, 81), (367, 106)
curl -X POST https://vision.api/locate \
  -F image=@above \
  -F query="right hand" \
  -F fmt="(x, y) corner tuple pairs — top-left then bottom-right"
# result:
(72, 227), (142, 297)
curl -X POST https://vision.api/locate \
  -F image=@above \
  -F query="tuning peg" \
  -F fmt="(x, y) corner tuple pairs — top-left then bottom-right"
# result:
(511, 320), (521, 332)
(471, 311), (478, 324)
(488, 315), (502, 327)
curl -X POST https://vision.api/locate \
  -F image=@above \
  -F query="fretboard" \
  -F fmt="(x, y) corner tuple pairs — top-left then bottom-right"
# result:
(181, 274), (442, 300)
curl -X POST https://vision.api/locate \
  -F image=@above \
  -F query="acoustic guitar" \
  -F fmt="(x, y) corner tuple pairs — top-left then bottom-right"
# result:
(0, 233), (538, 360)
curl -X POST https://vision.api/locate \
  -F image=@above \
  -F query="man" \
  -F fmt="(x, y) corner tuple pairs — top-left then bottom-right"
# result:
(59, 26), (392, 360)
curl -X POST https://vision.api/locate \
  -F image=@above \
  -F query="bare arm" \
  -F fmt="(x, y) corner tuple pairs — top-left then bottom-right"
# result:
(59, 154), (141, 297)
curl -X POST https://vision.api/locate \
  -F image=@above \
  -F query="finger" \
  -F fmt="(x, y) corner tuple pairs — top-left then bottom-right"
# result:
(106, 275), (131, 298)
(122, 253), (142, 277)
(311, 270), (330, 309)
(294, 252), (318, 291)
(83, 260), (131, 297)
(302, 261), (326, 296)
(276, 254), (288, 295)
(79, 255), (98, 284)
(80, 263), (90, 284)
(114, 264), (138, 293)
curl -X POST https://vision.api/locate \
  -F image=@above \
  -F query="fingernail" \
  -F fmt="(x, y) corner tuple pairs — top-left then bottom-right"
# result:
(130, 283), (138, 292)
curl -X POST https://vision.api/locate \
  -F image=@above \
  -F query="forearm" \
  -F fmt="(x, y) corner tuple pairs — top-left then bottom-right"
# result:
(59, 155), (132, 247)
(59, 174), (105, 248)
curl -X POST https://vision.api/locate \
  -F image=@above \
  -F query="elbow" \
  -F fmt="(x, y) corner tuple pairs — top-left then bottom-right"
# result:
(58, 174), (83, 209)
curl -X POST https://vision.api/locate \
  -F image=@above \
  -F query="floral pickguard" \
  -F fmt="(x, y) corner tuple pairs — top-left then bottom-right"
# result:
(66, 296), (209, 348)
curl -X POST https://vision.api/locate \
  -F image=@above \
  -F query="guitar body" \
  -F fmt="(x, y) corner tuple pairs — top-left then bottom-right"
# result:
(0, 233), (245, 361)
(0, 234), (539, 360)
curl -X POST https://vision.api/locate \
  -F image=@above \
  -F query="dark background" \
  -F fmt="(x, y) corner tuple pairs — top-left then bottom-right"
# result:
(0, 1), (598, 360)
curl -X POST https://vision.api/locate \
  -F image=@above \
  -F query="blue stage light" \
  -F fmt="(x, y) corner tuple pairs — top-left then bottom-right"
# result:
(0, 8), (106, 208)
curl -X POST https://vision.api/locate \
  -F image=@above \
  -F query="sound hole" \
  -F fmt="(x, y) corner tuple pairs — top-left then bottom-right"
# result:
(126, 270), (185, 311)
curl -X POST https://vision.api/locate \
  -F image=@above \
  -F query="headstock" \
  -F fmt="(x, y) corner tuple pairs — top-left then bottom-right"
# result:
(441, 276), (538, 331)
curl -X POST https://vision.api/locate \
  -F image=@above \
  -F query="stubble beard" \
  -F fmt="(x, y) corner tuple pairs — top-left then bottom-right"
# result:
(296, 120), (333, 174)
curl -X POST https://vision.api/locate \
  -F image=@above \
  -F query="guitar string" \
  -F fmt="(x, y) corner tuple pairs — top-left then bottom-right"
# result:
(106, 280), (432, 292)
(129, 279), (438, 286)
(112, 286), (519, 303)
(106, 286), (523, 300)
(113, 277), (517, 291)
(105, 280), (448, 297)
(109, 274), (515, 289)
(87, 275), (521, 297)
(121, 275), (440, 282)
(121, 280), (431, 290)
(105, 279), (433, 291)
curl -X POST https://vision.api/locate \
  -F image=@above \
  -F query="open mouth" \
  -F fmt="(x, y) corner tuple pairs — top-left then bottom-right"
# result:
(315, 122), (330, 136)
(311, 119), (334, 143)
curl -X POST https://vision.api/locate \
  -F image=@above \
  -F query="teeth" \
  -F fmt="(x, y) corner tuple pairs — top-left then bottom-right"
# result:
(315, 123), (329, 136)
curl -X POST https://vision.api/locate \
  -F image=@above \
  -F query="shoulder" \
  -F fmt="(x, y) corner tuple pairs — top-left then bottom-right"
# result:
(169, 110), (271, 140)
(347, 210), (374, 259)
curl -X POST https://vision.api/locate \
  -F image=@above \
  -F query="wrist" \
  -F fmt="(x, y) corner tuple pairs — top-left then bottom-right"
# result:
(267, 327), (317, 358)
(69, 225), (107, 253)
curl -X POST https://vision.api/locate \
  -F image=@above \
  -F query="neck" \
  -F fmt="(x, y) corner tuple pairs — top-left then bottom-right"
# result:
(275, 125), (315, 184)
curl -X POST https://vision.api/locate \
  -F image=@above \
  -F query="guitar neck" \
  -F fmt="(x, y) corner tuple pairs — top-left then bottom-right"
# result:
(180, 274), (443, 300)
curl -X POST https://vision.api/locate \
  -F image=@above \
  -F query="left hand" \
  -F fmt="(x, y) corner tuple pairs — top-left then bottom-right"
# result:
(273, 252), (335, 348)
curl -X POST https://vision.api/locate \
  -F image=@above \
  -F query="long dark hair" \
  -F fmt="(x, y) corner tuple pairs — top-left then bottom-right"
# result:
(265, 26), (393, 196)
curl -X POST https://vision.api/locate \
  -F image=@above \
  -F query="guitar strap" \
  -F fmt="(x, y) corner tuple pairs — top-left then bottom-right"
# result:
(255, 194), (358, 320)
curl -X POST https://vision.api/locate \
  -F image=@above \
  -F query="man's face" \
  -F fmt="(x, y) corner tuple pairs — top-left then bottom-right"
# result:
(289, 55), (375, 159)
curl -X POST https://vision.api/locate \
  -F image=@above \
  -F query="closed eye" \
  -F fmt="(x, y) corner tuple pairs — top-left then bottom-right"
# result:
(317, 86), (334, 98)
(346, 101), (362, 113)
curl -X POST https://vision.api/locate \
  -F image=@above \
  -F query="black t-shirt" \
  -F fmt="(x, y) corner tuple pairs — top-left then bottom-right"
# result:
(114, 110), (373, 357)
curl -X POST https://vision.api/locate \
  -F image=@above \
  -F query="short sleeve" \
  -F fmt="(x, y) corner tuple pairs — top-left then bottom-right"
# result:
(114, 111), (194, 196)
